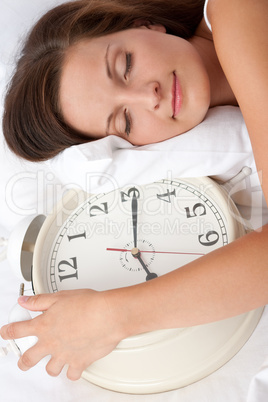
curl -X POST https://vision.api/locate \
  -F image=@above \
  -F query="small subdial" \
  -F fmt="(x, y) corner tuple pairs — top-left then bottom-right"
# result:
(120, 239), (155, 272)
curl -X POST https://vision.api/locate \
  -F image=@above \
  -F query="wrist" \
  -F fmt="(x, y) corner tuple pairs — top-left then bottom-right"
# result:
(104, 281), (162, 340)
(101, 288), (131, 342)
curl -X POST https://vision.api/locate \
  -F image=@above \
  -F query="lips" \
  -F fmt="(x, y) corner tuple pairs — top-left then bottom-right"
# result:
(172, 72), (182, 118)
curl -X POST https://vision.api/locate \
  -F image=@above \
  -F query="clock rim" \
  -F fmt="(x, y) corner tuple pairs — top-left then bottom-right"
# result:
(31, 177), (261, 394)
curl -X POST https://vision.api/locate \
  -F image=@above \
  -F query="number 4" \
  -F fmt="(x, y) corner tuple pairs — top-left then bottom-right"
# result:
(157, 189), (176, 203)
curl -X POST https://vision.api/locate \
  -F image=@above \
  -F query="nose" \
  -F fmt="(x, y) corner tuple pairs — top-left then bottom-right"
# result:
(116, 81), (161, 111)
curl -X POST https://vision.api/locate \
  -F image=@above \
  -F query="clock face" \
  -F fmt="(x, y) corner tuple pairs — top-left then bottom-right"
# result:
(32, 177), (263, 394)
(33, 178), (245, 294)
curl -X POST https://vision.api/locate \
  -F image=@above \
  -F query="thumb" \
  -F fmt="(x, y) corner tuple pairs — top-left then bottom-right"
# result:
(18, 293), (56, 312)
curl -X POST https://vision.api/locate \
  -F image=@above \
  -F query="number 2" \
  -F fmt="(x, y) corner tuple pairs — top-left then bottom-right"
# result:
(58, 257), (78, 282)
(89, 202), (108, 217)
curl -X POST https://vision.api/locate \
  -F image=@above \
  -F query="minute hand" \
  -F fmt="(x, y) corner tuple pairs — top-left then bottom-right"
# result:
(131, 190), (138, 248)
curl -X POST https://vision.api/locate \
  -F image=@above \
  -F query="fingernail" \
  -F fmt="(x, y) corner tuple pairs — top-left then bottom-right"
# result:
(18, 296), (30, 304)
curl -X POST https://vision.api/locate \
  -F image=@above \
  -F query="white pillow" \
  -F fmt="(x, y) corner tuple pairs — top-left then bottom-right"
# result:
(48, 106), (255, 192)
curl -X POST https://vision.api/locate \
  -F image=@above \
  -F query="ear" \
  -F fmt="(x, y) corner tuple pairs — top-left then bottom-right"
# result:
(147, 23), (166, 33)
(132, 19), (166, 33)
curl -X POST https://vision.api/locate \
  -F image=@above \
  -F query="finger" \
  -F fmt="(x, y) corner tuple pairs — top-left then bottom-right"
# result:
(46, 358), (66, 377)
(18, 293), (57, 312)
(67, 365), (84, 381)
(0, 319), (35, 340)
(18, 345), (48, 371)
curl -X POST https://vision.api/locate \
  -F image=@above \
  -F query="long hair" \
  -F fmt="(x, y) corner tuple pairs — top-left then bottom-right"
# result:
(3, 0), (205, 161)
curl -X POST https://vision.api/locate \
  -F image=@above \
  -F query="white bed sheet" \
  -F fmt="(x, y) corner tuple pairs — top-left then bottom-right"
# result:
(1, 1), (268, 401)
(0, 253), (268, 402)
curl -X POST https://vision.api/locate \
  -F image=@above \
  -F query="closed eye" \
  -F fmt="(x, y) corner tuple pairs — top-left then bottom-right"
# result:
(124, 109), (132, 136)
(124, 52), (132, 79)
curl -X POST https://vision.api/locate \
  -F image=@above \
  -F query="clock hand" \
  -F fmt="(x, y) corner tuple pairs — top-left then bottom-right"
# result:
(107, 248), (205, 256)
(131, 190), (138, 248)
(131, 248), (158, 281)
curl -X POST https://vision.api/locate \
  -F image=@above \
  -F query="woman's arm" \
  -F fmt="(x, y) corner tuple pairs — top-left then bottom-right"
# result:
(118, 224), (268, 332)
(207, 0), (268, 201)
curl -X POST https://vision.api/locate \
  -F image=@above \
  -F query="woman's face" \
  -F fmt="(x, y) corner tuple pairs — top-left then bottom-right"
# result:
(59, 26), (211, 145)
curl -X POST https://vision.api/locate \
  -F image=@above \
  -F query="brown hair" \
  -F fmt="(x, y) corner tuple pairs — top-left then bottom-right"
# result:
(3, 0), (205, 161)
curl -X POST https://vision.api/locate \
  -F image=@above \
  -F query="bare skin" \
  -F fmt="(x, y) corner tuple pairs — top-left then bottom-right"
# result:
(59, 21), (236, 145)
(1, 0), (268, 381)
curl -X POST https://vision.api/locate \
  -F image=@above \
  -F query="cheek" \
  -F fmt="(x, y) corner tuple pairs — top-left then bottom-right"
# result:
(132, 118), (176, 145)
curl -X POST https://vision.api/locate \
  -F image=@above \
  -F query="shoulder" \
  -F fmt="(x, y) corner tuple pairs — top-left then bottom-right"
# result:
(205, 0), (268, 33)
(206, 0), (268, 202)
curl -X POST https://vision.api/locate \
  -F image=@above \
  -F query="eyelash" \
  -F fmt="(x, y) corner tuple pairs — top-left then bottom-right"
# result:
(124, 52), (132, 136)
(124, 52), (132, 79)
(124, 109), (131, 137)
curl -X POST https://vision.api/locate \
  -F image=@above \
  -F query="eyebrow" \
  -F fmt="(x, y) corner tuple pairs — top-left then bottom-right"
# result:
(105, 44), (113, 134)
(105, 44), (112, 79)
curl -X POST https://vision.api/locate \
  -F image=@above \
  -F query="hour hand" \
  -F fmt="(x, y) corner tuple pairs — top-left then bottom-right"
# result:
(131, 248), (158, 281)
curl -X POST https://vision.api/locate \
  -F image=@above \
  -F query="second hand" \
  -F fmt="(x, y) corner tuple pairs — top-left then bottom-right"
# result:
(107, 248), (205, 256)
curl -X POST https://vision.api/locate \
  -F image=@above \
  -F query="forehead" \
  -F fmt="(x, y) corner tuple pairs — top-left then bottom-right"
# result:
(59, 39), (101, 134)
(59, 28), (157, 106)
(65, 26), (162, 59)
(61, 30), (128, 81)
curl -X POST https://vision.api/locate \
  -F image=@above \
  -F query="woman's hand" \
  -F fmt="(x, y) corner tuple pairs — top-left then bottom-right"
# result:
(0, 289), (126, 380)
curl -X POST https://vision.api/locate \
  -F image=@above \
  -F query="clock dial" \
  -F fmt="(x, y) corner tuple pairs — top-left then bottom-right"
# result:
(119, 239), (155, 272)
(31, 177), (263, 394)
(33, 178), (245, 294)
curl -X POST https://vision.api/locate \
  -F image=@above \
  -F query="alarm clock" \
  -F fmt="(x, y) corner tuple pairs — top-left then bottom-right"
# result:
(3, 176), (264, 394)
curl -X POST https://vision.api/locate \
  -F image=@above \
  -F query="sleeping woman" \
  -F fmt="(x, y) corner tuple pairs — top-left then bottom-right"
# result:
(1, 0), (268, 381)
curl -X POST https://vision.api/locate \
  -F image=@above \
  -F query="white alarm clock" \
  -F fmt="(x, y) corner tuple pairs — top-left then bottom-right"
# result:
(2, 175), (263, 394)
